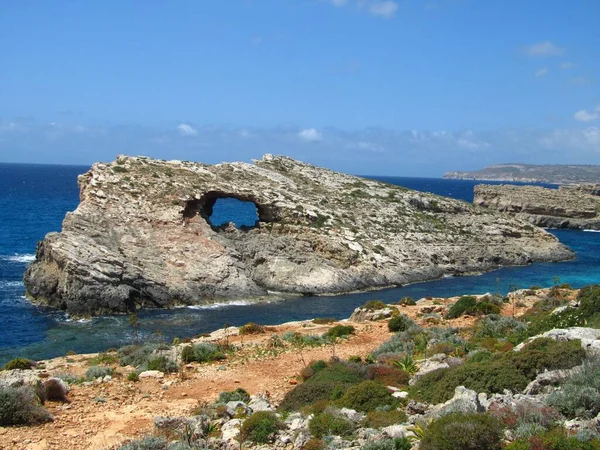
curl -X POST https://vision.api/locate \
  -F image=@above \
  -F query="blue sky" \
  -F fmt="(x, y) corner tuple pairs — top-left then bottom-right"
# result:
(1, 0), (599, 176)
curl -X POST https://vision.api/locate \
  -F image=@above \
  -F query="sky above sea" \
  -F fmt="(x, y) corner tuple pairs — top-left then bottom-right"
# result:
(0, 1), (599, 176)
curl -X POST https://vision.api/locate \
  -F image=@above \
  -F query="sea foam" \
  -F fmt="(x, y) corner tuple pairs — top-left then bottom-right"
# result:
(2, 254), (36, 263)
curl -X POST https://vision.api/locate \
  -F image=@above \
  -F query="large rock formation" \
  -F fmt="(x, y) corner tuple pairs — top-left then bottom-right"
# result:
(474, 184), (600, 230)
(24, 155), (573, 315)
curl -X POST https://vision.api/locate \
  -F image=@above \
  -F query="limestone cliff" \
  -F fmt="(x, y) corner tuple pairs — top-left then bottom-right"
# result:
(24, 155), (573, 315)
(474, 184), (600, 230)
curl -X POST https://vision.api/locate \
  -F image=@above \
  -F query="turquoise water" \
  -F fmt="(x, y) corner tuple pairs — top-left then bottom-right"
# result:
(0, 163), (598, 364)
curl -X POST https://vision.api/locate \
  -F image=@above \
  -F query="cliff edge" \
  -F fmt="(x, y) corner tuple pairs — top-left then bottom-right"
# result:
(24, 155), (573, 315)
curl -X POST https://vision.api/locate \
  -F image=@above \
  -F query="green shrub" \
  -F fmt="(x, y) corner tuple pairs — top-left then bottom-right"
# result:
(420, 413), (503, 450)
(302, 439), (325, 450)
(338, 381), (397, 412)
(239, 322), (265, 335)
(446, 296), (478, 319)
(547, 358), (600, 419)
(505, 428), (600, 450)
(118, 344), (159, 367)
(240, 411), (281, 444)
(367, 365), (410, 387)
(362, 300), (387, 310)
(398, 297), (416, 306)
(300, 360), (328, 380)
(361, 438), (412, 450)
(127, 371), (140, 382)
(147, 356), (178, 373)
(348, 355), (363, 363)
(312, 318), (336, 325)
(2, 358), (35, 371)
(0, 386), (52, 425)
(218, 388), (251, 404)
(475, 315), (527, 338)
(412, 361), (529, 404)
(88, 352), (119, 366)
(362, 409), (407, 428)
(85, 365), (113, 380)
(413, 338), (585, 404)
(117, 436), (168, 450)
(512, 338), (585, 379)
(279, 362), (366, 411)
(475, 302), (501, 315)
(325, 325), (355, 340)
(308, 412), (354, 438)
(578, 285), (600, 316)
(388, 315), (414, 333)
(372, 325), (423, 357)
(180, 343), (225, 363)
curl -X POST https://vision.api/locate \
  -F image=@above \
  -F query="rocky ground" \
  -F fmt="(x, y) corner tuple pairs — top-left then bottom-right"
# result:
(0, 289), (562, 450)
(24, 155), (571, 316)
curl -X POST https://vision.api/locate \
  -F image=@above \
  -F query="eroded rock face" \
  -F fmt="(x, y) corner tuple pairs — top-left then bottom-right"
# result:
(474, 184), (600, 230)
(24, 155), (573, 315)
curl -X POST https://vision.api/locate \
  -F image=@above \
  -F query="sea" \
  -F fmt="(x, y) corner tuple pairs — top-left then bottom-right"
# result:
(1, 163), (600, 365)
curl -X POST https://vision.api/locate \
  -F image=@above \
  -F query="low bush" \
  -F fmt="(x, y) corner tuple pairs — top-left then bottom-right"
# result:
(446, 296), (478, 319)
(117, 436), (169, 450)
(239, 322), (265, 335)
(325, 325), (355, 340)
(279, 361), (366, 411)
(578, 285), (600, 316)
(337, 381), (398, 412)
(127, 372), (140, 382)
(362, 409), (407, 429)
(361, 438), (412, 450)
(372, 325), (423, 357)
(312, 318), (336, 325)
(300, 360), (328, 381)
(240, 411), (281, 444)
(398, 297), (416, 306)
(0, 385), (52, 425)
(302, 438), (325, 450)
(367, 365), (410, 387)
(419, 413), (503, 450)
(412, 338), (586, 404)
(388, 315), (414, 333)
(308, 412), (354, 438)
(2, 357), (35, 371)
(362, 300), (387, 310)
(283, 332), (326, 347)
(180, 343), (225, 364)
(505, 428), (600, 450)
(218, 388), (251, 404)
(547, 358), (600, 419)
(147, 356), (178, 373)
(88, 352), (119, 366)
(118, 344), (159, 367)
(85, 365), (113, 380)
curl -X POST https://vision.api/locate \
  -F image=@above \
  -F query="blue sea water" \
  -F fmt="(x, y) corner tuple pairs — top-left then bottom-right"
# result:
(1, 163), (598, 364)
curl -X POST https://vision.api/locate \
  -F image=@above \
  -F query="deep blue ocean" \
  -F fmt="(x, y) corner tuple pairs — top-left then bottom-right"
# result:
(2, 163), (600, 364)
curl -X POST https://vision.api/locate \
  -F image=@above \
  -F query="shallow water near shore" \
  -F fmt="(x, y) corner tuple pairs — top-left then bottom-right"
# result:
(1, 163), (598, 364)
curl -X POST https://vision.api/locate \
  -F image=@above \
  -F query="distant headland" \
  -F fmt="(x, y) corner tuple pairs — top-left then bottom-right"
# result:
(444, 163), (600, 184)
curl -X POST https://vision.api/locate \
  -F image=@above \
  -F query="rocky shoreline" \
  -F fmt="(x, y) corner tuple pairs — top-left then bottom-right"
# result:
(23, 155), (572, 316)
(474, 184), (600, 230)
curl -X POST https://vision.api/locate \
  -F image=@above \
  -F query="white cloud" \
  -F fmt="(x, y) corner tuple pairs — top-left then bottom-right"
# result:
(298, 128), (322, 142)
(574, 107), (600, 122)
(356, 141), (384, 152)
(535, 67), (548, 77)
(524, 41), (565, 57)
(560, 61), (574, 70)
(368, 1), (398, 18)
(177, 124), (198, 136)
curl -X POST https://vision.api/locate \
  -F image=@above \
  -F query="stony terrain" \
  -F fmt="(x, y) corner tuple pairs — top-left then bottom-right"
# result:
(24, 155), (572, 316)
(444, 163), (600, 184)
(1, 286), (597, 450)
(474, 184), (600, 230)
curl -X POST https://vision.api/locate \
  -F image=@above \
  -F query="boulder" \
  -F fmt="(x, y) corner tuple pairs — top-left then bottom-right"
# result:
(221, 419), (242, 441)
(138, 370), (164, 379)
(428, 386), (483, 417)
(515, 327), (600, 355)
(350, 307), (396, 322)
(0, 369), (41, 388)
